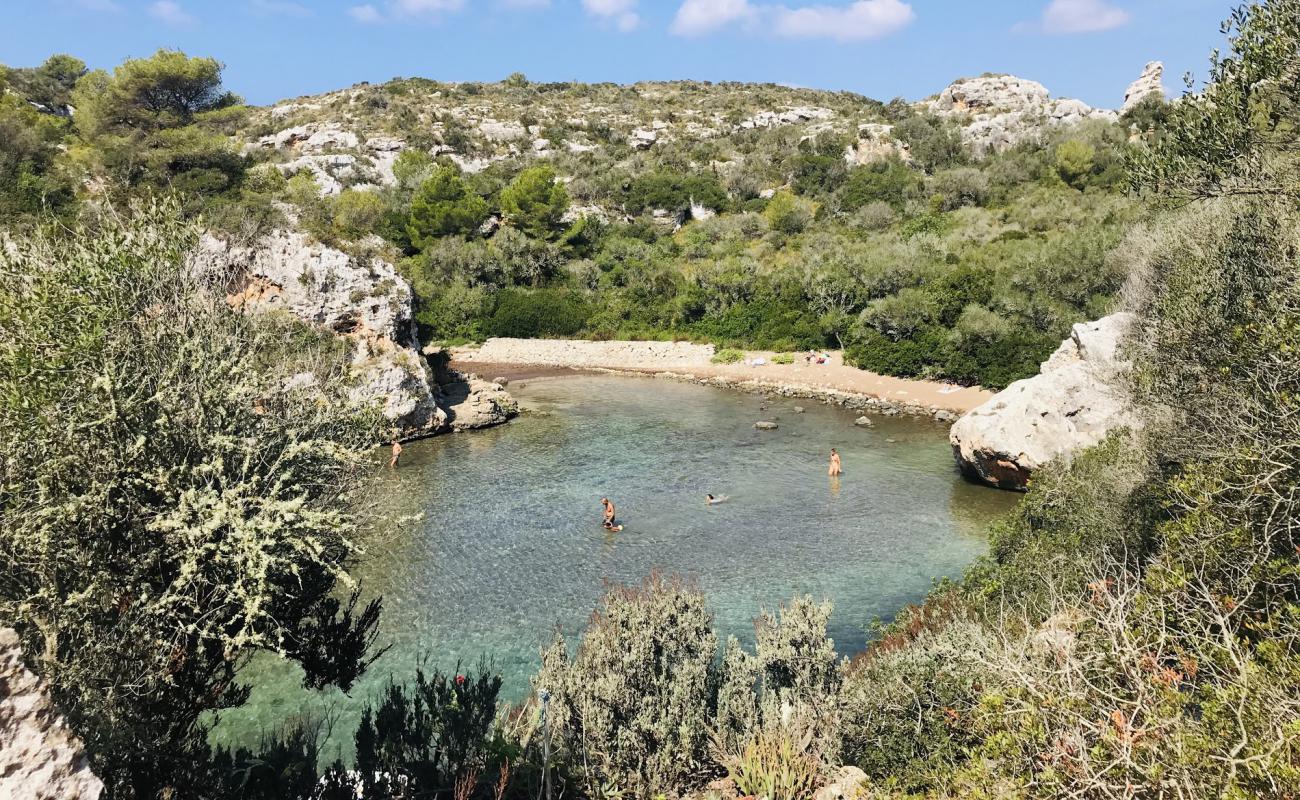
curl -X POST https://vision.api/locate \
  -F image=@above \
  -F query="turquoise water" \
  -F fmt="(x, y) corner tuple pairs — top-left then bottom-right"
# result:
(209, 375), (1017, 758)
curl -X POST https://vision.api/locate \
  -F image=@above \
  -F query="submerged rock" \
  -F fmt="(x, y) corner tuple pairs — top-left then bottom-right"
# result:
(854, 416), (873, 427)
(949, 313), (1140, 490)
(754, 421), (779, 430)
(1, 629), (104, 800)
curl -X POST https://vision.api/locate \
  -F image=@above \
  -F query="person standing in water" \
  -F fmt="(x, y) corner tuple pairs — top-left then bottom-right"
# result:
(389, 440), (403, 469)
(601, 497), (621, 531)
(828, 448), (843, 477)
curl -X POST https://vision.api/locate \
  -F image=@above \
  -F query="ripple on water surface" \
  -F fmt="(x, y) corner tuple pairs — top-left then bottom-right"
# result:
(210, 375), (1018, 759)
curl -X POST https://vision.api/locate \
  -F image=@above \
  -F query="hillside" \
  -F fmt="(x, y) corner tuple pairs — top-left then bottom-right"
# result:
(200, 66), (1163, 389)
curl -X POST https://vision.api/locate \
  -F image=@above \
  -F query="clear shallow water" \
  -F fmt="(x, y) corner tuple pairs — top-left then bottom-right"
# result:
(210, 375), (1017, 759)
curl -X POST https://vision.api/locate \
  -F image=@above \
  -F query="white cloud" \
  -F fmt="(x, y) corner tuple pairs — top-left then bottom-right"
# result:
(149, 0), (196, 26)
(671, 0), (756, 36)
(1025, 0), (1131, 34)
(348, 3), (382, 21)
(671, 0), (914, 42)
(583, 0), (640, 32)
(772, 0), (913, 41)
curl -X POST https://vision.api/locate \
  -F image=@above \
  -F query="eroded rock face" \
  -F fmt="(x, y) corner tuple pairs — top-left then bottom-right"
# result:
(949, 313), (1140, 490)
(928, 75), (1117, 154)
(0, 629), (104, 800)
(1122, 61), (1166, 113)
(191, 231), (451, 439)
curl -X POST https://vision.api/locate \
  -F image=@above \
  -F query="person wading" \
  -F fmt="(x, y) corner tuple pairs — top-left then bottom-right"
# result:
(828, 448), (843, 477)
(601, 497), (622, 531)
(389, 440), (403, 469)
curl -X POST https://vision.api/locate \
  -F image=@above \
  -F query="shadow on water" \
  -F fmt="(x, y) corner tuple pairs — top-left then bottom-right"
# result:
(208, 375), (1020, 763)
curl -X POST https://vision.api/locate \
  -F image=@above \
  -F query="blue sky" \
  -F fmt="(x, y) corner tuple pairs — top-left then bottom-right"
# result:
(3, 0), (1232, 108)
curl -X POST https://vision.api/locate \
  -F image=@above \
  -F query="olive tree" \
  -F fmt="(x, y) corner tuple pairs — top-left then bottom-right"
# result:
(0, 200), (385, 798)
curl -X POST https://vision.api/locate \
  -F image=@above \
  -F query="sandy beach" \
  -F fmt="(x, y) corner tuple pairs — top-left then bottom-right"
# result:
(452, 339), (994, 416)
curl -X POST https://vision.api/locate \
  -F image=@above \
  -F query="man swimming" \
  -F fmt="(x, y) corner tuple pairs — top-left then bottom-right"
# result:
(828, 448), (842, 476)
(601, 498), (622, 531)
(706, 494), (728, 505)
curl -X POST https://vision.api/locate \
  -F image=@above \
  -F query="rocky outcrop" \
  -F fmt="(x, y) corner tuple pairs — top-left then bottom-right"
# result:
(928, 75), (1117, 154)
(1122, 61), (1166, 113)
(950, 313), (1140, 490)
(192, 231), (519, 440)
(845, 123), (910, 166)
(1, 629), (104, 800)
(436, 369), (521, 431)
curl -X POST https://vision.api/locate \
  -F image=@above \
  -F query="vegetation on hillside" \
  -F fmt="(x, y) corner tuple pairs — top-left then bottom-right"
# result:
(2, 47), (1148, 389)
(3, 1), (1298, 797)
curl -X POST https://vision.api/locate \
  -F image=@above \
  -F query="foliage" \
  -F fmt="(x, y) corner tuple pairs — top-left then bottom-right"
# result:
(353, 664), (505, 797)
(485, 287), (591, 339)
(499, 164), (570, 241)
(407, 166), (490, 247)
(711, 348), (744, 364)
(535, 575), (718, 798)
(625, 168), (727, 215)
(73, 49), (239, 136)
(715, 723), (824, 800)
(0, 201), (385, 797)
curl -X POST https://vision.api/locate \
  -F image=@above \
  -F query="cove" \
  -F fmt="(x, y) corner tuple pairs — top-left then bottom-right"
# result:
(209, 375), (1018, 757)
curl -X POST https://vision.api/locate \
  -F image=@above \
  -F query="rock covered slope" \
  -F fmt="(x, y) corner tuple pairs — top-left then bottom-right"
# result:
(237, 64), (1165, 199)
(949, 313), (1141, 490)
(191, 230), (517, 439)
(1, 629), (104, 800)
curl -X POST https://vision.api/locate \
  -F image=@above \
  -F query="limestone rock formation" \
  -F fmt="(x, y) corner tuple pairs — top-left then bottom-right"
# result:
(437, 369), (521, 431)
(949, 313), (1140, 490)
(928, 75), (1117, 154)
(1122, 61), (1166, 113)
(192, 231), (453, 439)
(1, 629), (104, 800)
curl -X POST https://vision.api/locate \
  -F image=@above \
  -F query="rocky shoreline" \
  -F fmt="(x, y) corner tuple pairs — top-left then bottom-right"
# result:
(475, 362), (963, 423)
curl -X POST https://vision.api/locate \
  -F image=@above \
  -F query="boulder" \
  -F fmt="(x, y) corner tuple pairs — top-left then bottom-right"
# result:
(754, 421), (779, 430)
(854, 416), (873, 427)
(1122, 61), (1166, 113)
(814, 766), (867, 800)
(439, 372), (521, 432)
(1, 629), (104, 800)
(949, 313), (1140, 490)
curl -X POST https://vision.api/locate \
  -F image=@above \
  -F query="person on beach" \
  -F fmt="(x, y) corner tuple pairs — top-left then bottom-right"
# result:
(389, 440), (403, 469)
(828, 448), (842, 476)
(601, 497), (622, 531)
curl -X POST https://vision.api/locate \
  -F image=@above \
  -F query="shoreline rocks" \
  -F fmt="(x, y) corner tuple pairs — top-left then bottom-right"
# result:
(1, 629), (104, 799)
(949, 313), (1141, 490)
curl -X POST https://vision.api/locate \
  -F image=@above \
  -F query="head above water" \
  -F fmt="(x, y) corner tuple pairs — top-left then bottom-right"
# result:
(706, 494), (714, 500)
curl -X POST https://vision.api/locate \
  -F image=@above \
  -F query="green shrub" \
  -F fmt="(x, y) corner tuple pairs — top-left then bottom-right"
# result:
(772, 352), (795, 364)
(485, 287), (590, 338)
(716, 724), (824, 800)
(407, 166), (489, 247)
(535, 576), (718, 798)
(711, 348), (745, 364)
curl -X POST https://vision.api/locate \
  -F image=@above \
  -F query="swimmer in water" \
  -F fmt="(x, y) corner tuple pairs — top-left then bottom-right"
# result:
(389, 440), (403, 469)
(706, 494), (728, 505)
(828, 448), (842, 477)
(601, 497), (623, 531)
